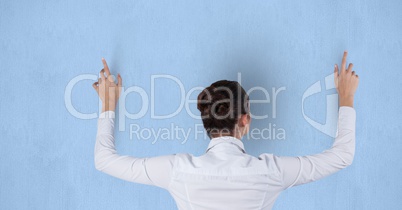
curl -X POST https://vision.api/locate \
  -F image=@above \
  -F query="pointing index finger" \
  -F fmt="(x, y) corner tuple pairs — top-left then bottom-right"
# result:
(117, 74), (122, 87)
(102, 58), (111, 76)
(341, 51), (348, 72)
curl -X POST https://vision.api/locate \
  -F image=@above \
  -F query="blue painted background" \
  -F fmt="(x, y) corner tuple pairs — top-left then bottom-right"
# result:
(1, 0), (401, 209)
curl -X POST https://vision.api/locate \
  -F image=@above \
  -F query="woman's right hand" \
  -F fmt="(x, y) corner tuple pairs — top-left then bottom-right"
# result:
(92, 58), (123, 112)
(334, 51), (359, 107)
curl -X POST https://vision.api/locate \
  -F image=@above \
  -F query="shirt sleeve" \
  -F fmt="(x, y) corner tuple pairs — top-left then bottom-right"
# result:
(275, 106), (356, 189)
(94, 111), (175, 189)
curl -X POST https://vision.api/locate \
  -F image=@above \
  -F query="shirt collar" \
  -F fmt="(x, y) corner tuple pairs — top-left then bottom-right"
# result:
(205, 136), (246, 154)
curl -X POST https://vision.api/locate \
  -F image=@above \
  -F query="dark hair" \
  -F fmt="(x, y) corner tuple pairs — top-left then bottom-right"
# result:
(197, 80), (249, 138)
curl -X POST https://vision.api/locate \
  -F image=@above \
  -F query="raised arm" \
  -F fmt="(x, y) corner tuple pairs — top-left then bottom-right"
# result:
(274, 51), (359, 189)
(92, 58), (175, 189)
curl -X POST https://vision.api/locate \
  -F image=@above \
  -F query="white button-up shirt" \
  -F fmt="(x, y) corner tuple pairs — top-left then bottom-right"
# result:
(95, 106), (356, 210)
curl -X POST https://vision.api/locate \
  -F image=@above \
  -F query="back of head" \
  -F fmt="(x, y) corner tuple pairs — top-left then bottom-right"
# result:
(197, 80), (249, 138)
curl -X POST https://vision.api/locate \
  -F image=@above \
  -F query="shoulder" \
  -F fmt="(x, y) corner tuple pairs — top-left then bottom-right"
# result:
(171, 153), (195, 163)
(257, 153), (282, 174)
(257, 153), (276, 162)
(168, 153), (199, 171)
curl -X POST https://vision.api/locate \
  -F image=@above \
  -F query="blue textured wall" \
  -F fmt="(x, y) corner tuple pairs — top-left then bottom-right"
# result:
(1, 0), (401, 209)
